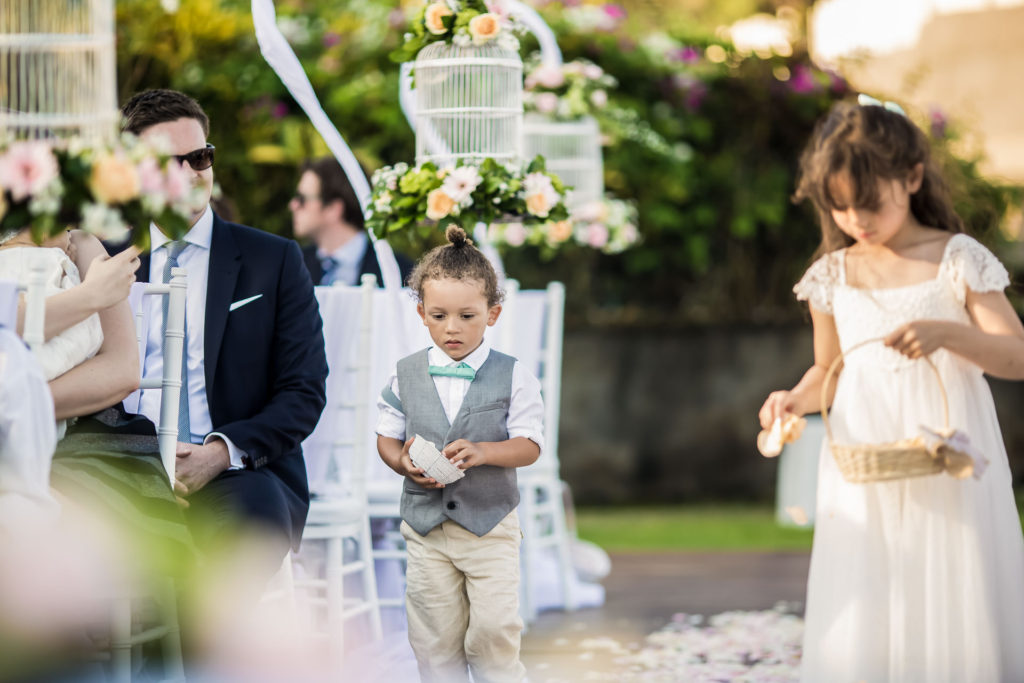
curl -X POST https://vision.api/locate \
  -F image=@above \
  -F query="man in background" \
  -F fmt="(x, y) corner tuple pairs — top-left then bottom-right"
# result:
(290, 157), (413, 287)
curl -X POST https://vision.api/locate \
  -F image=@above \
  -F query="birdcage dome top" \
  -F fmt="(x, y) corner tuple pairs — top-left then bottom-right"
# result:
(415, 39), (523, 69)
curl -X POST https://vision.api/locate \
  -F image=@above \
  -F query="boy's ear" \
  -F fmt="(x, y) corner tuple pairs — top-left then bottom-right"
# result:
(906, 162), (925, 194)
(487, 304), (502, 326)
(417, 302), (426, 324)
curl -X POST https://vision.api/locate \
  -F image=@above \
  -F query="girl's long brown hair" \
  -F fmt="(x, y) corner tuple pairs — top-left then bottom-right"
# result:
(794, 100), (963, 257)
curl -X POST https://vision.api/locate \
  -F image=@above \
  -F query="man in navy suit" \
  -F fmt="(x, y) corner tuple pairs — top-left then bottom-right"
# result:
(122, 90), (328, 569)
(290, 156), (414, 288)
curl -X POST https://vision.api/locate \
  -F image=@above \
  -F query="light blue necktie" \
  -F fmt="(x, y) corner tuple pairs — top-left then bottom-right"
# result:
(319, 255), (339, 286)
(428, 362), (476, 381)
(162, 240), (191, 443)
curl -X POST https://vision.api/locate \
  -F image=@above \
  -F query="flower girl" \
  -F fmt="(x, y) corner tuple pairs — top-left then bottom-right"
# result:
(759, 98), (1024, 682)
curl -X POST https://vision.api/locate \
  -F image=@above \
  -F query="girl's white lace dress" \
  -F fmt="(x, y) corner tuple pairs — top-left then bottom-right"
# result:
(794, 233), (1024, 683)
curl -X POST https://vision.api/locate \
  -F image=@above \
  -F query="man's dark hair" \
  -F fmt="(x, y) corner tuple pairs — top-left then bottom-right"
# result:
(121, 89), (210, 137)
(302, 157), (366, 231)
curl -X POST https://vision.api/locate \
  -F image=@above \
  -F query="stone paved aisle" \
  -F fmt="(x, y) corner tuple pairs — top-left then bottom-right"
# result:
(520, 551), (811, 681)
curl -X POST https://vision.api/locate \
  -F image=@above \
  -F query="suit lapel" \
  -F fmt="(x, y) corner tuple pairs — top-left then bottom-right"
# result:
(138, 252), (151, 283)
(204, 215), (241, 398)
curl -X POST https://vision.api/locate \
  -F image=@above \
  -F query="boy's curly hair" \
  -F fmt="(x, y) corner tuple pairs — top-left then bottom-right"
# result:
(408, 226), (503, 307)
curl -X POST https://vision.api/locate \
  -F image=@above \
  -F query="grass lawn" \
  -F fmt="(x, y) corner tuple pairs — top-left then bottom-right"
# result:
(576, 499), (1024, 552)
(575, 504), (814, 552)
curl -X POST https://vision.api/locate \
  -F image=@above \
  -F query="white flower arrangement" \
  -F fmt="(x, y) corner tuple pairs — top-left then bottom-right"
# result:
(523, 56), (617, 121)
(366, 156), (570, 238)
(390, 0), (524, 62)
(0, 134), (202, 246)
(486, 194), (640, 257)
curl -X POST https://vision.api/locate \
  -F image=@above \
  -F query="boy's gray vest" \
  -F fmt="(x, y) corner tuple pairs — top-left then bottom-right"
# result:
(386, 348), (519, 537)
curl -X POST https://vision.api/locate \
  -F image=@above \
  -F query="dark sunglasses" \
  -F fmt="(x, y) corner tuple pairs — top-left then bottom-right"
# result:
(174, 143), (215, 171)
(292, 192), (321, 207)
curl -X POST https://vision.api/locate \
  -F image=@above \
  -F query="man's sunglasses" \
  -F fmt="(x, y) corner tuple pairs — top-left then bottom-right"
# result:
(174, 144), (215, 171)
(292, 192), (321, 207)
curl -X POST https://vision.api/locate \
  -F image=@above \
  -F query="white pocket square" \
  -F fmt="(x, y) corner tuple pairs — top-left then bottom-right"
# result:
(229, 294), (263, 312)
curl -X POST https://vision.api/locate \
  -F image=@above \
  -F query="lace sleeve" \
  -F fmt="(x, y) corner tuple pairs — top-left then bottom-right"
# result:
(945, 234), (1010, 305)
(793, 253), (839, 315)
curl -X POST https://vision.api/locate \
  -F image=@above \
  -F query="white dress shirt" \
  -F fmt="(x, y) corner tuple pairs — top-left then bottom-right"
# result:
(375, 338), (545, 451)
(319, 231), (368, 286)
(139, 206), (246, 468)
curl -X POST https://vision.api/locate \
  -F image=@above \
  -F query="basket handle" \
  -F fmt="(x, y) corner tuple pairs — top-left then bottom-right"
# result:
(819, 336), (949, 442)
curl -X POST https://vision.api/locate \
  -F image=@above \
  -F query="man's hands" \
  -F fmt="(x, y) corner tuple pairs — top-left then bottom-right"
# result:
(174, 439), (231, 501)
(81, 246), (141, 310)
(443, 439), (488, 470)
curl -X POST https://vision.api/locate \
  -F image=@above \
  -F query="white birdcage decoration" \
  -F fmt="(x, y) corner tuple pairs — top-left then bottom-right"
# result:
(523, 113), (603, 207)
(0, 0), (118, 141)
(414, 41), (523, 167)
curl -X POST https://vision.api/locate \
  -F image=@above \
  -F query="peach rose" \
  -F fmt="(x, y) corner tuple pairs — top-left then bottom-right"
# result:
(426, 188), (456, 220)
(468, 13), (500, 45)
(548, 220), (573, 243)
(90, 154), (140, 204)
(424, 2), (453, 35)
(525, 192), (551, 218)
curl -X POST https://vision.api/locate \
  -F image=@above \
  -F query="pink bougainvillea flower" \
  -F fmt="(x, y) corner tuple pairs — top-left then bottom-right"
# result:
(788, 64), (819, 94)
(603, 3), (626, 20)
(930, 107), (948, 139)
(322, 32), (341, 48)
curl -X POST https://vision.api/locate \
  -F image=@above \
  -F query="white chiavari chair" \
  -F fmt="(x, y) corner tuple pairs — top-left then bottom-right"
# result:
(517, 281), (577, 623)
(297, 273), (383, 664)
(109, 267), (189, 683)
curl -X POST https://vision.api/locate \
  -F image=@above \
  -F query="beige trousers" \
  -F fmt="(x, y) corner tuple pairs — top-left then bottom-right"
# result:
(401, 510), (526, 683)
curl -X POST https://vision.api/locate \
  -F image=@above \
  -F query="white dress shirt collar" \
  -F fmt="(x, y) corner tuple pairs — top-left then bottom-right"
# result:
(427, 337), (491, 371)
(150, 204), (214, 252)
(319, 230), (367, 266)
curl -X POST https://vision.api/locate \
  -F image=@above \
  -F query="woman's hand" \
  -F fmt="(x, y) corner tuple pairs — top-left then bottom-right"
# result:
(81, 246), (141, 310)
(759, 390), (801, 430)
(443, 439), (488, 470)
(885, 320), (951, 359)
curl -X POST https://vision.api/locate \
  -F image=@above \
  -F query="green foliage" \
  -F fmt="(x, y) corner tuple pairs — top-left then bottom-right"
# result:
(114, 0), (1022, 327)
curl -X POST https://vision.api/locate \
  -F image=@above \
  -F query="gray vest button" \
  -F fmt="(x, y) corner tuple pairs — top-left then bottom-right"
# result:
(446, 501), (457, 510)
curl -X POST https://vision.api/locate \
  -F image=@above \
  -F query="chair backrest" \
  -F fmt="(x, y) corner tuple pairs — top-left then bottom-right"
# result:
(303, 274), (378, 498)
(124, 269), (188, 482)
(16, 254), (49, 353)
(0, 279), (17, 329)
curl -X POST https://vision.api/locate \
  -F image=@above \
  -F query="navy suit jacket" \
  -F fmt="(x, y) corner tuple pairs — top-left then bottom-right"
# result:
(139, 214), (328, 545)
(302, 239), (414, 288)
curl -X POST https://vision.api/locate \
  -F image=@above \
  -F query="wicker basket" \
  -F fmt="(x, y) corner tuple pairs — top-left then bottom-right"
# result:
(821, 336), (948, 483)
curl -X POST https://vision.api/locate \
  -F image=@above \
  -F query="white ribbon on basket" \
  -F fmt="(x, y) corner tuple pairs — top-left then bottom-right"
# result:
(918, 426), (989, 480)
(251, 0), (402, 291)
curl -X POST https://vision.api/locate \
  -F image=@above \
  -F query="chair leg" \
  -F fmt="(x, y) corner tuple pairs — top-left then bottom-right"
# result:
(545, 480), (577, 611)
(159, 578), (185, 681)
(110, 596), (132, 683)
(519, 486), (538, 624)
(360, 518), (384, 642)
(326, 537), (345, 668)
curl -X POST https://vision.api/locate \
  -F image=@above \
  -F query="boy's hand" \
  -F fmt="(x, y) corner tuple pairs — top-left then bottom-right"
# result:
(443, 439), (488, 470)
(399, 437), (444, 489)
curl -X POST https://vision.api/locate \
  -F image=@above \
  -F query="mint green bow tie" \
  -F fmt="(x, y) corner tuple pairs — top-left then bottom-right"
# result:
(429, 362), (476, 380)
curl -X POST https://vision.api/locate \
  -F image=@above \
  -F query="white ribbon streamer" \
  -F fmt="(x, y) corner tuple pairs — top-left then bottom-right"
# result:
(251, 0), (402, 291)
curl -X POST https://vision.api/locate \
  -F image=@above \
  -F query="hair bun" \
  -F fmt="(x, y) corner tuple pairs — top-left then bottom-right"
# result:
(445, 225), (472, 248)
